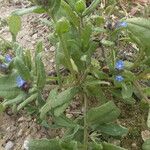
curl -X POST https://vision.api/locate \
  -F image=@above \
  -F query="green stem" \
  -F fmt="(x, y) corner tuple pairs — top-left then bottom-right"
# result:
(55, 45), (63, 86)
(12, 34), (16, 42)
(83, 93), (88, 150)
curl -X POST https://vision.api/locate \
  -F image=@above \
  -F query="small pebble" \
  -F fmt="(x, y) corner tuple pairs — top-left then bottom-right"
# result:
(18, 116), (25, 122)
(5, 141), (14, 150)
(17, 129), (23, 137)
(50, 46), (55, 52)
(131, 143), (137, 148)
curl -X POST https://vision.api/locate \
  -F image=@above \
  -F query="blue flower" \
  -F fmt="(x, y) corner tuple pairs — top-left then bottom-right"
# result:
(115, 75), (124, 82)
(5, 54), (12, 63)
(116, 21), (127, 28)
(115, 60), (124, 70)
(16, 76), (26, 88)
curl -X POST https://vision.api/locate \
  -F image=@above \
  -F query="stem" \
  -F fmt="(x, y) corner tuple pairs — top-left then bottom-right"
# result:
(83, 93), (88, 150)
(55, 45), (63, 86)
(12, 34), (16, 42)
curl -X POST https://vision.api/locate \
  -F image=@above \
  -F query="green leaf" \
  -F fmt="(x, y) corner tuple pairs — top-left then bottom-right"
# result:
(122, 97), (136, 105)
(23, 50), (32, 71)
(56, 43), (68, 67)
(12, 6), (46, 16)
(35, 54), (46, 89)
(87, 101), (120, 125)
(70, 58), (78, 72)
(102, 142), (127, 150)
(91, 15), (105, 27)
(56, 17), (70, 34)
(17, 93), (38, 111)
(27, 139), (61, 150)
(0, 73), (23, 99)
(63, 125), (80, 141)
(54, 115), (79, 128)
(81, 24), (92, 52)
(0, 73), (18, 90)
(54, 102), (69, 117)
(3, 92), (26, 106)
(142, 139), (150, 150)
(0, 88), (23, 99)
(126, 18), (150, 56)
(82, 0), (101, 16)
(14, 57), (31, 81)
(122, 70), (135, 82)
(40, 88), (58, 119)
(61, 140), (78, 150)
(121, 82), (133, 99)
(75, 0), (86, 13)
(85, 84), (108, 103)
(51, 87), (79, 108)
(61, 1), (80, 27)
(143, 57), (150, 66)
(143, 87), (150, 96)
(89, 142), (103, 150)
(93, 123), (128, 137)
(36, 41), (43, 55)
(124, 61), (134, 69)
(40, 87), (79, 119)
(8, 15), (21, 38)
(51, 0), (61, 15)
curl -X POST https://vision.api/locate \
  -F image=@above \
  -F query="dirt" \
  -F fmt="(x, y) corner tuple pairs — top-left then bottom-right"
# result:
(0, 0), (55, 73)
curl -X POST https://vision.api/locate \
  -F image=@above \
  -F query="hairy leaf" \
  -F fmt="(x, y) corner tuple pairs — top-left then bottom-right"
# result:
(87, 101), (120, 125)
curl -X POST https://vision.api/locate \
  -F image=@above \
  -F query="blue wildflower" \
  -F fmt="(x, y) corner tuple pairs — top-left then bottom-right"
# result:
(5, 54), (12, 63)
(116, 21), (127, 28)
(115, 60), (124, 70)
(115, 75), (124, 82)
(16, 76), (26, 88)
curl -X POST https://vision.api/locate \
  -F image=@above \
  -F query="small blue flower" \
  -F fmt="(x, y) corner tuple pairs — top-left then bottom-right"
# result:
(115, 60), (124, 70)
(115, 75), (124, 82)
(116, 21), (127, 28)
(16, 76), (26, 88)
(5, 54), (12, 63)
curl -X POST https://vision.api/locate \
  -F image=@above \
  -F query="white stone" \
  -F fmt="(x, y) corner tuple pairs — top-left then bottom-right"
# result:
(5, 141), (14, 150)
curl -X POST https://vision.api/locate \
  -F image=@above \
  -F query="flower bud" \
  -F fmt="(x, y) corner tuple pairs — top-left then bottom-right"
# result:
(75, 0), (86, 13)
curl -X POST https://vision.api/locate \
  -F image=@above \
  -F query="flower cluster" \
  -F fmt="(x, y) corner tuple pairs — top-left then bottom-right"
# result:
(115, 60), (124, 82)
